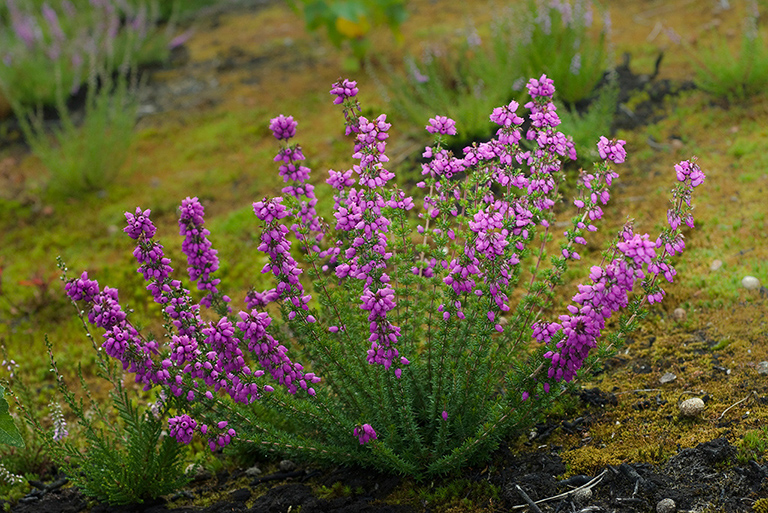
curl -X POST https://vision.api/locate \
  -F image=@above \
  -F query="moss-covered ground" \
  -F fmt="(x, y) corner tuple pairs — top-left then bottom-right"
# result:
(1, 0), (767, 510)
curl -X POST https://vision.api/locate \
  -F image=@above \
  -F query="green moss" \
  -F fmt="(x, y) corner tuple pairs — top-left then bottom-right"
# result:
(754, 497), (768, 513)
(738, 428), (768, 464)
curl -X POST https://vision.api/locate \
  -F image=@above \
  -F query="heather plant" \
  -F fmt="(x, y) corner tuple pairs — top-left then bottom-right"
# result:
(4, 0), (144, 197)
(0, 0), (176, 108)
(59, 75), (704, 478)
(12, 334), (189, 505)
(683, 0), (768, 102)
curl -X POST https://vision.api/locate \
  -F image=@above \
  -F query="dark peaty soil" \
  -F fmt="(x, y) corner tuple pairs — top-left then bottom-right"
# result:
(5, 427), (767, 512)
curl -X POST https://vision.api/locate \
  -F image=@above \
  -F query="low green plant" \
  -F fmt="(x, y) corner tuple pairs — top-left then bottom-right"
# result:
(12, 67), (138, 197)
(0, 362), (56, 497)
(737, 427), (768, 464)
(13, 334), (189, 505)
(685, 1), (768, 102)
(2, 0), (149, 197)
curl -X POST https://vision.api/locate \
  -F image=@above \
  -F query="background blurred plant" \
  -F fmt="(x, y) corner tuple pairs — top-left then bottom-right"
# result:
(681, 0), (768, 102)
(0, 0), (164, 196)
(287, 0), (408, 65)
(381, 0), (612, 149)
(0, 0), (177, 108)
(515, 0), (609, 105)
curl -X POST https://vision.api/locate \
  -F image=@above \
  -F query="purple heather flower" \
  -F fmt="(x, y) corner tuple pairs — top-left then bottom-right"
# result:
(179, 197), (229, 309)
(169, 414), (197, 445)
(253, 197), (290, 224)
(124, 207), (156, 239)
(65, 271), (100, 303)
(526, 74), (556, 99)
(237, 310), (319, 395)
(674, 160), (705, 187)
(490, 101), (524, 127)
(269, 114), (297, 140)
(245, 288), (279, 309)
(42, 3), (65, 42)
(330, 78), (359, 104)
(354, 423), (377, 445)
(426, 115), (457, 136)
(597, 136), (627, 164)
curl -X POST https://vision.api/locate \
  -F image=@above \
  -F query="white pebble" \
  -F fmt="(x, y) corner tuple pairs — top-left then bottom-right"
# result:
(657, 498), (676, 513)
(679, 397), (705, 417)
(245, 465), (262, 477)
(742, 276), (761, 290)
(710, 259), (723, 271)
(660, 372), (677, 384)
(573, 487), (592, 504)
(673, 308), (686, 321)
(756, 361), (768, 375)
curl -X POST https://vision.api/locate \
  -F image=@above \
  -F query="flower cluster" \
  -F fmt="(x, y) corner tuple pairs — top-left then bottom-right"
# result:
(169, 414), (197, 445)
(647, 158), (705, 303)
(426, 115), (457, 135)
(66, 200), (321, 451)
(179, 197), (230, 310)
(326, 80), (413, 376)
(269, 114), (297, 140)
(416, 75), (577, 331)
(330, 78), (359, 104)
(536, 230), (658, 387)
(597, 136), (627, 164)
(50, 401), (69, 441)
(269, 115), (322, 242)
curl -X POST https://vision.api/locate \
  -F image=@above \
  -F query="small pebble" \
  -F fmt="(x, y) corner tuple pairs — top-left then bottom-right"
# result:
(742, 276), (761, 290)
(184, 464), (211, 481)
(679, 397), (705, 417)
(279, 459), (296, 472)
(660, 372), (677, 384)
(245, 465), (262, 477)
(657, 498), (676, 513)
(573, 487), (593, 504)
(710, 259), (723, 271)
(673, 308), (686, 321)
(756, 361), (768, 375)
